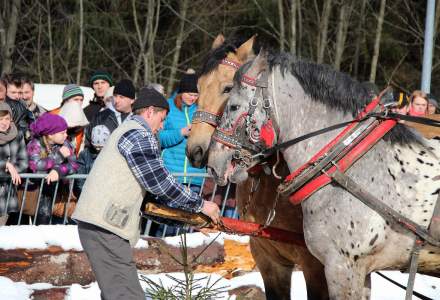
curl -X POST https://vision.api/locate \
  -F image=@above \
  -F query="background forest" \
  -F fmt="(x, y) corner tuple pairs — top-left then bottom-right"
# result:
(0, 0), (439, 95)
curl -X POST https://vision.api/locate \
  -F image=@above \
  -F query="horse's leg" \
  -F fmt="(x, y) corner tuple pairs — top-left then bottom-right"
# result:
(362, 273), (371, 300)
(250, 238), (293, 300)
(299, 248), (329, 300)
(324, 257), (366, 300)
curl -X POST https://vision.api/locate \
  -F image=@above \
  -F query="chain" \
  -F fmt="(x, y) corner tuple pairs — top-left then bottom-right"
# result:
(241, 175), (260, 218)
(262, 192), (280, 229)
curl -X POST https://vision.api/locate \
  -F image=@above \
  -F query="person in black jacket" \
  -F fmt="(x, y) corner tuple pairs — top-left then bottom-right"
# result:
(1, 74), (31, 137)
(83, 70), (113, 122)
(84, 79), (134, 147)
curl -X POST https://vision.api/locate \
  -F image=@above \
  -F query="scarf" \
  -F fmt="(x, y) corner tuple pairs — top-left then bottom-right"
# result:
(0, 123), (18, 145)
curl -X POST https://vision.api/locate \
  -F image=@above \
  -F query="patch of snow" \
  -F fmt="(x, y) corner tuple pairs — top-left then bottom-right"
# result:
(0, 225), (148, 250)
(34, 84), (94, 111)
(162, 232), (249, 248)
(0, 277), (32, 300)
(2, 270), (440, 300)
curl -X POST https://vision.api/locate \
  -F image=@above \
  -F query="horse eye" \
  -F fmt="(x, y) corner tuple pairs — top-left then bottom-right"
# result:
(230, 104), (240, 111)
(223, 86), (233, 94)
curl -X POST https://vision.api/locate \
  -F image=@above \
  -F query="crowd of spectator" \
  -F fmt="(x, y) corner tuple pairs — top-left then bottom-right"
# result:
(0, 71), (231, 235)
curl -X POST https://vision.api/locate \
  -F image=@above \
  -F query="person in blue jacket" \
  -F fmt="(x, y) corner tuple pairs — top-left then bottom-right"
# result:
(157, 73), (204, 236)
(159, 73), (205, 190)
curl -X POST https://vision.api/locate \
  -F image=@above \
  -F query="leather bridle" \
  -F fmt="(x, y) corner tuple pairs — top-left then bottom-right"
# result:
(212, 70), (280, 168)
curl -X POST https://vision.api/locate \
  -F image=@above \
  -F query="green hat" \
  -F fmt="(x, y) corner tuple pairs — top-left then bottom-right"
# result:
(89, 70), (113, 86)
(62, 84), (84, 104)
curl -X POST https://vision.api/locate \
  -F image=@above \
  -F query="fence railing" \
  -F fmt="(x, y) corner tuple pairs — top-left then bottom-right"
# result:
(0, 173), (238, 237)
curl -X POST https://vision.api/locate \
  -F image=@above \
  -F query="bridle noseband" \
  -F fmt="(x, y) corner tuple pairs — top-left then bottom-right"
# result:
(192, 58), (242, 127)
(212, 70), (280, 168)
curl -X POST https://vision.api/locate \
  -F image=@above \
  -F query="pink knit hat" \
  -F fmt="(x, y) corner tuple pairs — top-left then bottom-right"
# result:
(30, 113), (68, 137)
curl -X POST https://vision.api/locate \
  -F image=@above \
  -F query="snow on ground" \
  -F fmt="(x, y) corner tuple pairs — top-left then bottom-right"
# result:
(0, 226), (439, 299)
(0, 225), (247, 251)
(1, 271), (439, 299)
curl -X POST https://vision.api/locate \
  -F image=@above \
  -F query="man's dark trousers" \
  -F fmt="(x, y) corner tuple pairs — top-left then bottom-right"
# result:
(77, 221), (145, 300)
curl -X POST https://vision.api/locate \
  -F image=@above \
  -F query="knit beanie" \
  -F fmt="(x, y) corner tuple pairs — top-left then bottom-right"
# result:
(89, 70), (113, 86)
(178, 74), (198, 94)
(0, 101), (13, 116)
(91, 125), (111, 148)
(30, 113), (68, 137)
(59, 101), (89, 128)
(113, 79), (136, 99)
(62, 84), (84, 103)
(0, 102), (17, 145)
(132, 87), (169, 111)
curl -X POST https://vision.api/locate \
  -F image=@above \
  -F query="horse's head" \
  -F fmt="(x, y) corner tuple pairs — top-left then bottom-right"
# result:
(186, 34), (256, 168)
(208, 50), (277, 186)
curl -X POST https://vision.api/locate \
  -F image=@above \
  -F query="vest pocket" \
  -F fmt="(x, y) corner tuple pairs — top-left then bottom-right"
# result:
(103, 203), (129, 229)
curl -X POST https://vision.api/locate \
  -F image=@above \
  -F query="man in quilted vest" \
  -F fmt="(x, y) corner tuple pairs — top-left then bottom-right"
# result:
(72, 87), (220, 300)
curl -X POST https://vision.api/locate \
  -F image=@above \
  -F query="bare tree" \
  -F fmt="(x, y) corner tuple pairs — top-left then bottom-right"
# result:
(0, 0), (22, 75)
(317, 0), (332, 63)
(353, 0), (367, 78)
(278, 0), (285, 51)
(289, 0), (298, 55)
(166, 0), (189, 94)
(333, 0), (353, 70)
(47, 0), (55, 83)
(369, 0), (386, 83)
(144, 0), (161, 85)
(76, 0), (84, 84)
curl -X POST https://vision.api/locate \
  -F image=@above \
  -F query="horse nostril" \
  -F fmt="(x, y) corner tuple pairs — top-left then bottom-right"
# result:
(188, 146), (205, 168)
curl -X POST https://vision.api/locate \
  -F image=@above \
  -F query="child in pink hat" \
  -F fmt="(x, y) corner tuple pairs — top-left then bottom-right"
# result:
(27, 113), (79, 224)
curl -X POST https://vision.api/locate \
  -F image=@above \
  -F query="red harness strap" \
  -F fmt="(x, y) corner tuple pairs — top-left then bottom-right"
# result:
(284, 96), (397, 205)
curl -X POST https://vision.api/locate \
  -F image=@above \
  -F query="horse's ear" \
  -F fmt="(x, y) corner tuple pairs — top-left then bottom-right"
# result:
(246, 50), (268, 78)
(212, 34), (225, 49)
(236, 34), (257, 62)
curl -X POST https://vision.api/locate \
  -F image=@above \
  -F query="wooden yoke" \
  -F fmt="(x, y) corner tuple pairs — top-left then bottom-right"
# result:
(144, 203), (305, 246)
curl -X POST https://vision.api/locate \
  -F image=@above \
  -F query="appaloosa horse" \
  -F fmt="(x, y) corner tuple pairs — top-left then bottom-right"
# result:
(207, 50), (440, 299)
(186, 35), (328, 300)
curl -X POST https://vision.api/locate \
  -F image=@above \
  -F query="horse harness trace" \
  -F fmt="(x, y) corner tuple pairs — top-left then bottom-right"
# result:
(211, 69), (440, 299)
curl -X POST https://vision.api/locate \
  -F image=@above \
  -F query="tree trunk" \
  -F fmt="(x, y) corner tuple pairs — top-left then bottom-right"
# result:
(37, 4), (43, 83)
(132, 0), (149, 86)
(297, 1), (303, 58)
(47, 0), (55, 83)
(317, 0), (332, 64)
(0, 238), (224, 286)
(0, 0), (21, 75)
(369, 0), (386, 83)
(278, 0), (285, 51)
(434, 0), (440, 40)
(76, 0), (84, 85)
(166, 0), (189, 94)
(333, 1), (353, 71)
(353, 0), (367, 78)
(289, 0), (298, 55)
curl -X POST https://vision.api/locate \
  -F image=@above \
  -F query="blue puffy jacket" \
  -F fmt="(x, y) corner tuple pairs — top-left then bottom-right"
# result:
(159, 96), (206, 186)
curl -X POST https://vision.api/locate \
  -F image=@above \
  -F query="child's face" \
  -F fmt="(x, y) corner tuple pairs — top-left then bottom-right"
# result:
(47, 130), (68, 145)
(0, 113), (11, 132)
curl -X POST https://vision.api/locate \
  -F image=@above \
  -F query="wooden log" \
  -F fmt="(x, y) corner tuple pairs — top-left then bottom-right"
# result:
(0, 237), (224, 285)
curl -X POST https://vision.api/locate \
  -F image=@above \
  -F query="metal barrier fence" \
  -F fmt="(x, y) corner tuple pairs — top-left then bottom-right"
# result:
(0, 173), (238, 237)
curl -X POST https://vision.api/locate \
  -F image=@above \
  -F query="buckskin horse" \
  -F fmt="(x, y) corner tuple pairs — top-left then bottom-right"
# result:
(207, 50), (440, 299)
(186, 35), (328, 299)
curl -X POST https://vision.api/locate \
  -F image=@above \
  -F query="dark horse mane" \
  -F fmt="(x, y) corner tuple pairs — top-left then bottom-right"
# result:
(234, 51), (420, 145)
(200, 35), (260, 76)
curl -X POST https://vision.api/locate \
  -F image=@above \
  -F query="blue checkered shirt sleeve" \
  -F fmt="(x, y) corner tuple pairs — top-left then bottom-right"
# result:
(118, 128), (203, 213)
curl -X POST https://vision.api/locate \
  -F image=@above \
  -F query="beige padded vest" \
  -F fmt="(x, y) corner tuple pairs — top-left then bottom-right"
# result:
(72, 120), (147, 245)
